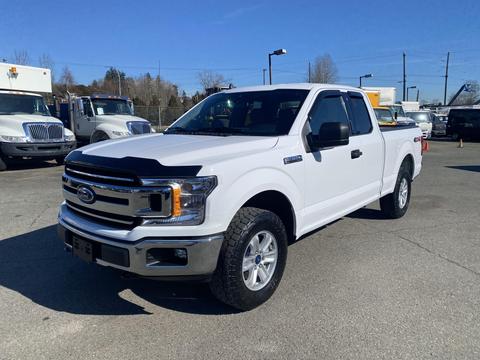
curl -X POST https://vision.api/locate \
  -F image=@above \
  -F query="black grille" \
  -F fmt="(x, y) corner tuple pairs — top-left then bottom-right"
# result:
(65, 163), (140, 186)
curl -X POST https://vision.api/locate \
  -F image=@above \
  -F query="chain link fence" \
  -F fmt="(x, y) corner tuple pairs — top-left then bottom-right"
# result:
(133, 106), (187, 131)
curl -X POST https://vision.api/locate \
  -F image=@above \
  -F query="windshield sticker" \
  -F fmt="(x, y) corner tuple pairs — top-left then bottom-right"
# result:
(97, 107), (104, 115)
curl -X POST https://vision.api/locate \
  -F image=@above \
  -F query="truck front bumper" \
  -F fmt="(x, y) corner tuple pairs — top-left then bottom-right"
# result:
(57, 218), (224, 278)
(0, 141), (76, 159)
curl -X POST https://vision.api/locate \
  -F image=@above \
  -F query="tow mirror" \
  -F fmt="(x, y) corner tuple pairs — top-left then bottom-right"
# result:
(394, 111), (398, 120)
(307, 122), (350, 150)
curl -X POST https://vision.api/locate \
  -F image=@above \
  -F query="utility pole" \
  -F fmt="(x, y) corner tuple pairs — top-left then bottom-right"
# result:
(115, 68), (122, 96)
(158, 60), (162, 128)
(402, 52), (406, 101)
(443, 52), (450, 106)
(308, 61), (311, 83)
(262, 68), (266, 85)
(416, 89), (419, 102)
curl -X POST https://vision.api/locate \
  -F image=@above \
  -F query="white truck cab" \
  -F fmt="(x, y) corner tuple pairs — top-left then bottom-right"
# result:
(0, 63), (76, 171)
(59, 94), (153, 144)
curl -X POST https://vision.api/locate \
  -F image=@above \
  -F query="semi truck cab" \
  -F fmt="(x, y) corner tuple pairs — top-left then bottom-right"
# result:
(60, 94), (153, 144)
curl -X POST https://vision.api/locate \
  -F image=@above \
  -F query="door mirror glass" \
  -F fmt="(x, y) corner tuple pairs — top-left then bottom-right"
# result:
(308, 122), (350, 149)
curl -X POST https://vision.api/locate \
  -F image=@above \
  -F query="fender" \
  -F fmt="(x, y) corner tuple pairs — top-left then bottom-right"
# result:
(214, 167), (303, 237)
(381, 140), (415, 197)
(90, 123), (127, 141)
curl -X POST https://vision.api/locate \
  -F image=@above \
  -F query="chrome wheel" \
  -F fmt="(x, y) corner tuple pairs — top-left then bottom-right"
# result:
(242, 231), (278, 291)
(398, 178), (409, 209)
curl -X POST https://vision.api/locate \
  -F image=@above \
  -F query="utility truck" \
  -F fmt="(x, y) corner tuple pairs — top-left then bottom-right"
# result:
(56, 93), (153, 144)
(363, 86), (415, 126)
(0, 63), (76, 171)
(58, 84), (423, 310)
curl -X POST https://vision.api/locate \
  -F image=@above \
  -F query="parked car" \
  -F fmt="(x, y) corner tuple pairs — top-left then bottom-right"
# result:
(57, 84), (423, 310)
(406, 111), (433, 139)
(446, 108), (480, 140)
(374, 107), (397, 126)
(431, 113), (447, 136)
(388, 104), (416, 126)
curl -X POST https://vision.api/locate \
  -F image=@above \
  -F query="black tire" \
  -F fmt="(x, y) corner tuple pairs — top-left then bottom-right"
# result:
(55, 157), (65, 165)
(91, 131), (109, 143)
(380, 164), (412, 219)
(209, 207), (288, 311)
(0, 156), (7, 171)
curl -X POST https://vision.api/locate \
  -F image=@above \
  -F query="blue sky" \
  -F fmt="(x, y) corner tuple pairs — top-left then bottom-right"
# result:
(1, 0), (479, 101)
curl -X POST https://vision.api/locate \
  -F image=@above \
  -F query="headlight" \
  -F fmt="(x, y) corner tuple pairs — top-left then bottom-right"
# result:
(0, 135), (28, 143)
(64, 133), (76, 142)
(142, 176), (217, 226)
(111, 130), (131, 137)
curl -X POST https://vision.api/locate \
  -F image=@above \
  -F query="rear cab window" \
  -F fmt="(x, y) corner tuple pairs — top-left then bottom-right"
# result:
(347, 92), (373, 135)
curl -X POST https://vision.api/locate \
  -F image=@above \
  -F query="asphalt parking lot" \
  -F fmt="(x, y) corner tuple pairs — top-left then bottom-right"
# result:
(1, 140), (479, 359)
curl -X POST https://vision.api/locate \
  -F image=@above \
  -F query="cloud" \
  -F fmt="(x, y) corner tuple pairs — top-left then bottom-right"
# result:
(212, 3), (265, 25)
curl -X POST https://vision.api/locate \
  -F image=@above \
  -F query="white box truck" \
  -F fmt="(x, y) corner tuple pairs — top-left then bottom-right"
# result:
(56, 93), (153, 144)
(0, 63), (76, 171)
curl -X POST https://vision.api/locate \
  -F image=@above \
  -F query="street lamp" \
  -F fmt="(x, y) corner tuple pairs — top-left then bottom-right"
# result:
(268, 49), (287, 85)
(359, 73), (372, 87)
(407, 85), (417, 101)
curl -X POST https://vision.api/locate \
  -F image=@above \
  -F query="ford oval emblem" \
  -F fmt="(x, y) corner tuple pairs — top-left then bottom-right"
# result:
(77, 186), (96, 204)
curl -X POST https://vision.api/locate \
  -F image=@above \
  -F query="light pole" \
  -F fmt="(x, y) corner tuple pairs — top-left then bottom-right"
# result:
(115, 68), (122, 96)
(407, 85), (416, 101)
(268, 49), (287, 85)
(359, 73), (372, 87)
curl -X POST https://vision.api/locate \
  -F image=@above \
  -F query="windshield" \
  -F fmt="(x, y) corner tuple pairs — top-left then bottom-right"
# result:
(374, 108), (395, 122)
(390, 105), (406, 117)
(92, 98), (133, 115)
(165, 89), (309, 136)
(0, 93), (50, 116)
(407, 112), (431, 123)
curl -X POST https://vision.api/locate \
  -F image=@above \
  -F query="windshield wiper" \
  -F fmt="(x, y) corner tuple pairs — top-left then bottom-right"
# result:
(194, 127), (248, 135)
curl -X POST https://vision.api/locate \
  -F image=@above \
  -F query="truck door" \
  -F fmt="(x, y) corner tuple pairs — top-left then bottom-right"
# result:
(344, 91), (384, 202)
(75, 98), (96, 138)
(301, 90), (381, 232)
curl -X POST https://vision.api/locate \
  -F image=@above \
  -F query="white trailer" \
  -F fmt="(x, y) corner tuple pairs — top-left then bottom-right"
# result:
(0, 63), (76, 171)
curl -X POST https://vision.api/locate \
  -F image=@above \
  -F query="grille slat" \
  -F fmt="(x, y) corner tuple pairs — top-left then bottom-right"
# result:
(26, 123), (64, 142)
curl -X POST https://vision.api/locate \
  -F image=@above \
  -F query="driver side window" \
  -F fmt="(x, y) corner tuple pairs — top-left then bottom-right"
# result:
(82, 99), (93, 117)
(308, 94), (349, 134)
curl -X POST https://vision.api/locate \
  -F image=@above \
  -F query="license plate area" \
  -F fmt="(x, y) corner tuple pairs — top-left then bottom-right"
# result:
(72, 236), (93, 262)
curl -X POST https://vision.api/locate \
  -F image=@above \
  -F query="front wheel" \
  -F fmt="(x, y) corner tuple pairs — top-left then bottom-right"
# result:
(0, 156), (7, 171)
(209, 207), (288, 311)
(91, 131), (110, 143)
(380, 165), (412, 219)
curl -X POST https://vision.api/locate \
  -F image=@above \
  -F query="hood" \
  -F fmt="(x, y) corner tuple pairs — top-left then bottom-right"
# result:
(95, 114), (149, 123)
(0, 114), (63, 136)
(77, 134), (279, 166)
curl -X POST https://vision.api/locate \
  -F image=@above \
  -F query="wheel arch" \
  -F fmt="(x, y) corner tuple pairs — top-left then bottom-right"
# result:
(241, 190), (296, 244)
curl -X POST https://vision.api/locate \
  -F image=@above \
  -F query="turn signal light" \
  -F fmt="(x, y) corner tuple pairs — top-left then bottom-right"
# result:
(171, 184), (182, 217)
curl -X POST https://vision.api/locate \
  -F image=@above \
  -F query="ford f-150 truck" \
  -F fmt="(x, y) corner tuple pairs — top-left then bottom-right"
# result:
(58, 84), (423, 310)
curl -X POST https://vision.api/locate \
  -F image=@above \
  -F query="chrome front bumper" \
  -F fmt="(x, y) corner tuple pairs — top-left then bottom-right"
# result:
(58, 218), (224, 277)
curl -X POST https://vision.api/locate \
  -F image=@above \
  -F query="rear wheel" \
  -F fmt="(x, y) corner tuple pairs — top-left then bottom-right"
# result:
(380, 164), (412, 219)
(209, 207), (288, 311)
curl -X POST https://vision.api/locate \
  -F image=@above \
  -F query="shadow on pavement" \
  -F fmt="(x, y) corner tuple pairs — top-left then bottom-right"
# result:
(0, 225), (237, 316)
(4, 159), (59, 171)
(446, 165), (480, 173)
(346, 207), (386, 220)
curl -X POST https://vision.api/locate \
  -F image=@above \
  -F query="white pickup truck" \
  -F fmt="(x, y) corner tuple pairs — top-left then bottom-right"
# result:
(58, 84), (423, 310)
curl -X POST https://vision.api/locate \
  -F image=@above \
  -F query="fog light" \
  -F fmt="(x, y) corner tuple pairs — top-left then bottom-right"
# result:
(146, 248), (188, 266)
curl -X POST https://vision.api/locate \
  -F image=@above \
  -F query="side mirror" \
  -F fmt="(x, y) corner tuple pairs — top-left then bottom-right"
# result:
(86, 108), (94, 117)
(394, 111), (398, 120)
(307, 122), (350, 150)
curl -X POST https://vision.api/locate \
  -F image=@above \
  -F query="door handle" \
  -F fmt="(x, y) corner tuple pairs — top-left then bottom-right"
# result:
(351, 149), (363, 159)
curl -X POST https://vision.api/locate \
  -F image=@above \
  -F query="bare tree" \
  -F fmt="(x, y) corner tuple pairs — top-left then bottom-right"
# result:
(197, 70), (227, 90)
(12, 50), (30, 65)
(309, 54), (338, 84)
(59, 66), (75, 91)
(38, 53), (55, 82)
